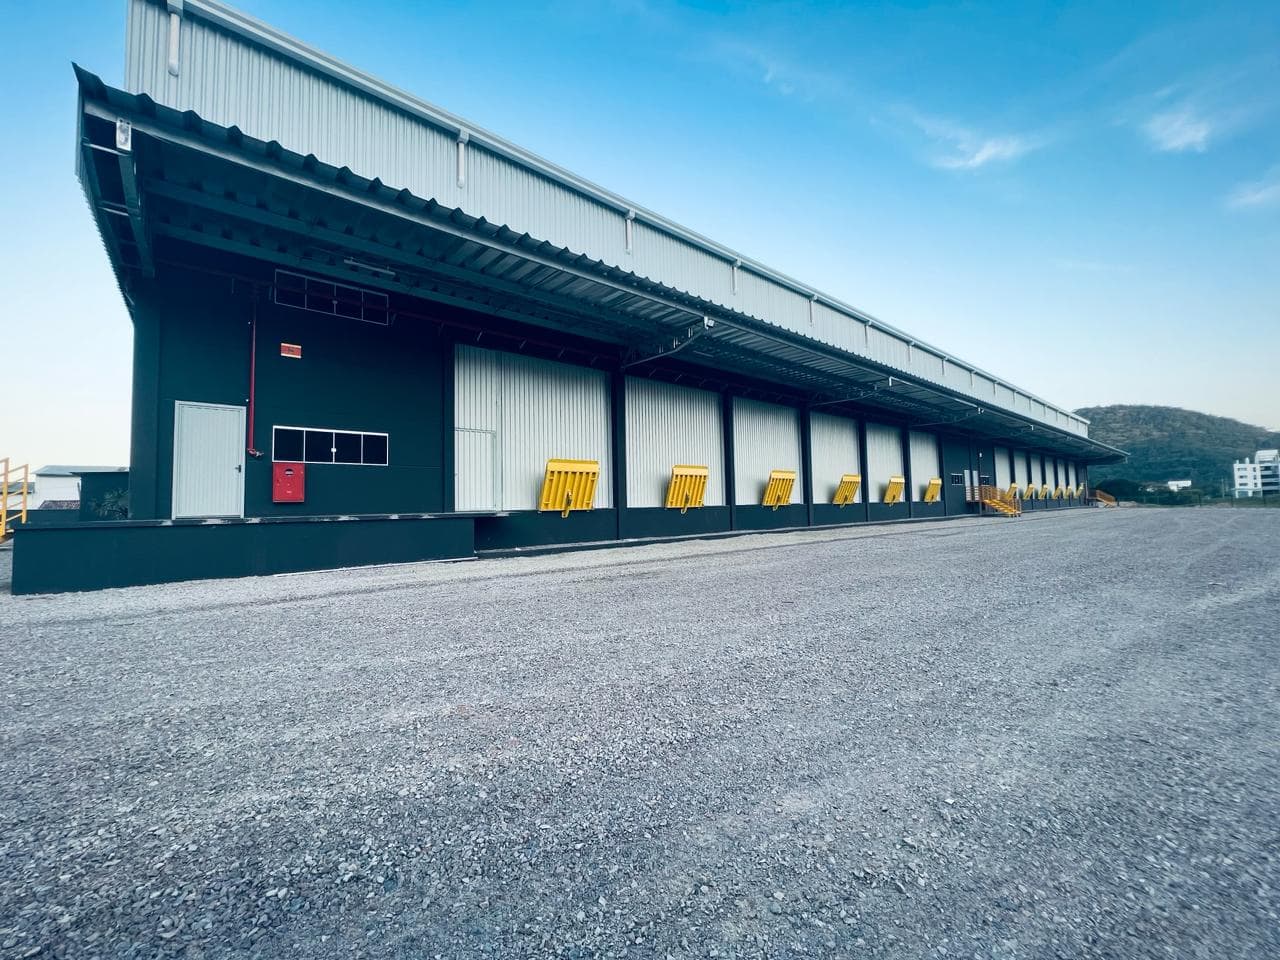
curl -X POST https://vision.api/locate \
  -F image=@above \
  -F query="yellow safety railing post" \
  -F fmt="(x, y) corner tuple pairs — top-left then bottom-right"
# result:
(977, 483), (1021, 517)
(0, 459), (31, 543)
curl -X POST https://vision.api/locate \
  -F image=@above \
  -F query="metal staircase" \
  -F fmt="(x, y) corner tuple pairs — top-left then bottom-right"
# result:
(978, 483), (1021, 517)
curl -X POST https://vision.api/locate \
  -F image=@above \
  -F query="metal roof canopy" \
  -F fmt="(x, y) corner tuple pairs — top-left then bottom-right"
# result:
(76, 68), (1124, 463)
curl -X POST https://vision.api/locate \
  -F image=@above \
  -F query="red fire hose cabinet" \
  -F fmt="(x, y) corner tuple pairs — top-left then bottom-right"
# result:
(273, 462), (305, 503)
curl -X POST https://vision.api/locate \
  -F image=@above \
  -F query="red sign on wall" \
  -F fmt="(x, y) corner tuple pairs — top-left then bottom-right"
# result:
(280, 343), (302, 358)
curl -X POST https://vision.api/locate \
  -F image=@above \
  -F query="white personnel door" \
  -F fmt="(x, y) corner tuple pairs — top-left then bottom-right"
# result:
(172, 401), (245, 518)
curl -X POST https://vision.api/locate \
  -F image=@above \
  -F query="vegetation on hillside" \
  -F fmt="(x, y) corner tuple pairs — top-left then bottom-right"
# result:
(1075, 404), (1280, 493)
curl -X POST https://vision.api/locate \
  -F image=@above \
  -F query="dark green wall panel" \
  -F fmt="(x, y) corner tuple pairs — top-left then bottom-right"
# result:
(128, 265), (446, 520)
(867, 503), (909, 522)
(911, 501), (945, 519)
(812, 503), (867, 526)
(11, 516), (473, 595)
(622, 507), (731, 540)
(733, 504), (807, 531)
(474, 510), (619, 551)
(940, 439), (971, 516)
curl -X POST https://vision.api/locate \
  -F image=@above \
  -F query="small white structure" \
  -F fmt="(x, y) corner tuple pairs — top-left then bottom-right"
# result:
(1165, 480), (1192, 492)
(32, 465), (126, 509)
(1233, 450), (1280, 498)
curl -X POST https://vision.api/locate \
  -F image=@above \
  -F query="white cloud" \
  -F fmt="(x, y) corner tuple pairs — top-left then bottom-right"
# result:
(934, 135), (1038, 170)
(1227, 167), (1280, 209)
(1142, 108), (1213, 152)
(907, 113), (1043, 171)
(708, 38), (848, 101)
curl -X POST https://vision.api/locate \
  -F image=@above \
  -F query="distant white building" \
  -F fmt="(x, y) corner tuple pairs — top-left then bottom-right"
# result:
(1233, 450), (1280, 498)
(31, 465), (127, 509)
(1165, 480), (1192, 492)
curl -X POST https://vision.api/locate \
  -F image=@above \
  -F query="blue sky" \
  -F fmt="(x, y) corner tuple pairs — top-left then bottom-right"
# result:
(3, 0), (1278, 469)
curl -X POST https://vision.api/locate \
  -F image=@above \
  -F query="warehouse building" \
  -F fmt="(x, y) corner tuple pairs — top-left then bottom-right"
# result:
(14, 0), (1123, 592)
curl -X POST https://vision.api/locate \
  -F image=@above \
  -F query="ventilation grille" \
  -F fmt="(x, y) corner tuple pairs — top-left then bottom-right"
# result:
(273, 270), (391, 325)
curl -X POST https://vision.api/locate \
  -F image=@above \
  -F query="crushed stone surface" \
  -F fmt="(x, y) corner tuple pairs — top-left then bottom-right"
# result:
(1, 508), (1277, 959)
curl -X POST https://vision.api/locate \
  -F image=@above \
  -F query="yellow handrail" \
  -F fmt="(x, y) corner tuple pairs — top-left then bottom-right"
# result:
(1, 458), (32, 543)
(978, 483), (1021, 516)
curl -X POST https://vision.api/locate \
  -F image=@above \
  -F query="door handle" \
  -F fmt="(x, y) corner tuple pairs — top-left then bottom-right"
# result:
(235, 464), (243, 473)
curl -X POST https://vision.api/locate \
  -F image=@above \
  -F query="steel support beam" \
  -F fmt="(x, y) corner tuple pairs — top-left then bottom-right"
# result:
(114, 119), (155, 278)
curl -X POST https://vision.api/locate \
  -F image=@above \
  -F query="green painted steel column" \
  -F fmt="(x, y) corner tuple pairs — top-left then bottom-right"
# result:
(800, 406), (814, 527)
(902, 426), (914, 518)
(857, 418), (871, 523)
(441, 339), (456, 513)
(129, 292), (162, 519)
(723, 392), (736, 531)
(611, 370), (627, 540)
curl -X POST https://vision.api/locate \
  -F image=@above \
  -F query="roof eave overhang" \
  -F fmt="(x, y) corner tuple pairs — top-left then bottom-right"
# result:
(75, 66), (1126, 464)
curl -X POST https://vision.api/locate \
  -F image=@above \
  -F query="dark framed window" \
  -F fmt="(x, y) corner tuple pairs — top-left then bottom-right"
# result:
(273, 269), (390, 325)
(273, 426), (389, 466)
(361, 433), (388, 466)
(273, 427), (304, 462)
(333, 432), (362, 464)
(950, 473), (964, 486)
(304, 430), (335, 464)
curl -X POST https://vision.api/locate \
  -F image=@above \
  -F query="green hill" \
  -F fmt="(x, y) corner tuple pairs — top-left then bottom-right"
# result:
(1075, 405), (1280, 492)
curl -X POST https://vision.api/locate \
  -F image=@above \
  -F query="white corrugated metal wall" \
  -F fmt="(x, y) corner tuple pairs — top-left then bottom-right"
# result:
(865, 423), (904, 503)
(1013, 450), (1028, 489)
(732, 398), (801, 506)
(1057, 458), (1067, 488)
(1068, 462), (1078, 489)
(454, 345), (612, 511)
(994, 446), (1012, 489)
(1033, 454), (1045, 486)
(908, 431), (940, 500)
(809, 413), (860, 504)
(625, 378), (724, 508)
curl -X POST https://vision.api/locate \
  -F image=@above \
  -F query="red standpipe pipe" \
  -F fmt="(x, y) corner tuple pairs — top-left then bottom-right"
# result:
(246, 296), (263, 458)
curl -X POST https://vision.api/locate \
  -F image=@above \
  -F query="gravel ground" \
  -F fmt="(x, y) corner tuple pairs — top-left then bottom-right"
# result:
(1, 509), (1277, 959)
